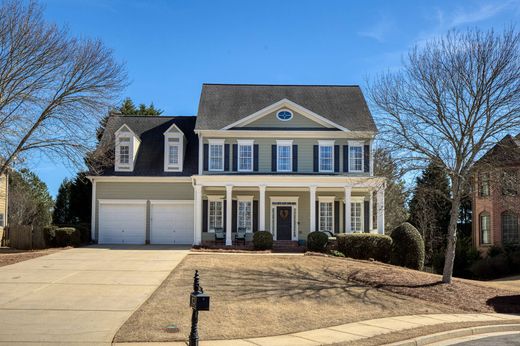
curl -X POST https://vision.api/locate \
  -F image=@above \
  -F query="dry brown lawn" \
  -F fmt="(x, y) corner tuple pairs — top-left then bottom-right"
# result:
(0, 247), (65, 267)
(116, 254), (468, 342)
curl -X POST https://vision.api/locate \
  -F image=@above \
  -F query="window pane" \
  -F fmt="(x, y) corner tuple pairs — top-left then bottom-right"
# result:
(209, 201), (223, 231)
(349, 146), (363, 172)
(480, 174), (490, 197)
(120, 145), (129, 164)
(502, 212), (519, 244)
(238, 201), (252, 231)
(168, 145), (179, 165)
(319, 146), (333, 172)
(319, 202), (333, 232)
(277, 145), (291, 171)
(238, 144), (253, 171)
(480, 214), (490, 244)
(209, 144), (223, 170)
(351, 202), (362, 232)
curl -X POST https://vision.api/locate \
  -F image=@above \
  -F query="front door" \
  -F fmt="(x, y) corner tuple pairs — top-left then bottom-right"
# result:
(276, 206), (292, 240)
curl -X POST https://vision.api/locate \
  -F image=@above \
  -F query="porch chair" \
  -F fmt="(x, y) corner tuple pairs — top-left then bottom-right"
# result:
(214, 227), (225, 244)
(235, 227), (247, 245)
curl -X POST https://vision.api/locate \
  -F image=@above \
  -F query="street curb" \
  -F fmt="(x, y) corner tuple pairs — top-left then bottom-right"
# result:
(387, 324), (520, 346)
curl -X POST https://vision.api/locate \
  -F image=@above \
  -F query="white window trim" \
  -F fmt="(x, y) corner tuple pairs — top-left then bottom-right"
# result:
(115, 136), (132, 171)
(237, 140), (254, 172)
(207, 195), (224, 233)
(318, 196), (335, 233)
(164, 133), (184, 172)
(318, 140), (335, 173)
(348, 140), (364, 173)
(276, 108), (293, 121)
(237, 195), (254, 233)
(276, 140), (293, 172)
(208, 139), (225, 172)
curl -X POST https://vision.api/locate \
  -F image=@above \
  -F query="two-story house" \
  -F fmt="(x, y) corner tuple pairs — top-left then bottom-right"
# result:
(473, 133), (520, 252)
(89, 84), (386, 245)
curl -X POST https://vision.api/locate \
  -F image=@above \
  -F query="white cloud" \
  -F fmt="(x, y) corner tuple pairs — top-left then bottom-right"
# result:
(358, 16), (396, 43)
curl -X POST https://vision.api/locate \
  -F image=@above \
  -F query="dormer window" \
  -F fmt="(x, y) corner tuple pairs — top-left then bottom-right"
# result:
(164, 123), (185, 172)
(115, 125), (140, 172)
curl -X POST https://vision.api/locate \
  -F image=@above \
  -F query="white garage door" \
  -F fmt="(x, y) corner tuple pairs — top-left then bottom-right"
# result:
(99, 201), (146, 244)
(151, 201), (194, 244)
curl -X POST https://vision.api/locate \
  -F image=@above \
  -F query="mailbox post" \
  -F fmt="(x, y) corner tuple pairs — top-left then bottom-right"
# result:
(189, 270), (210, 346)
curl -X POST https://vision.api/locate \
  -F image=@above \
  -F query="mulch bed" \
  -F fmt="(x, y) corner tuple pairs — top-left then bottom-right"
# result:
(0, 247), (66, 267)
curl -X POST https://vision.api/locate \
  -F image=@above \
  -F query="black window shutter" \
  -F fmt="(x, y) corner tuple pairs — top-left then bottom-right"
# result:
(253, 144), (259, 172)
(334, 145), (340, 172)
(364, 201), (370, 233)
(313, 145), (319, 172)
(253, 200), (258, 232)
(292, 145), (298, 172)
(232, 144), (238, 171)
(224, 144), (230, 171)
(364, 145), (370, 173)
(232, 200), (237, 233)
(202, 200), (208, 232)
(315, 201), (319, 231)
(223, 202), (227, 230)
(271, 145), (277, 172)
(203, 144), (209, 171)
(334, 201), (340, 233)
(343, 145), (349, 172)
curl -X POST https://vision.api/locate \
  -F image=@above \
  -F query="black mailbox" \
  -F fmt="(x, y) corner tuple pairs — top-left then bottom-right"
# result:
(190, 291), (210, 311)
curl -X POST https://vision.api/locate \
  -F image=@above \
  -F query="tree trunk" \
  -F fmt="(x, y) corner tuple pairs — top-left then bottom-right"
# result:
(442, 177), (461, 284)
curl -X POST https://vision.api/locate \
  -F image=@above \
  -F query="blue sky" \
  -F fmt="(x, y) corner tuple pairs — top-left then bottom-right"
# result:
(33, 0), (519, 196)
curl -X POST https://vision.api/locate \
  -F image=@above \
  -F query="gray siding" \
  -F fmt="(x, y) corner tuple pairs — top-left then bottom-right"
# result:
(95, 181), (194, 242)
(239, 110), (330, 129)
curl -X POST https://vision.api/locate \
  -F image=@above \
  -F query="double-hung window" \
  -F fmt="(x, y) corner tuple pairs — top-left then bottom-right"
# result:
(208, 139), (224, 171)
(169, 145), (179, 165)
(349, 144), (363, 172)
(237, 197), (253, 232)
(238, 140), (254, 172)
(164, 134), (183, 171)
(319, 197), (334, 233)
(277, 140), (292, 172)
(479, 173), (490, 197)
(351, 202), (362, 232)
(118, 137), (131, 166)
(480, 213), (491, 245)
(502, 212), (519, 244)
(319, 141), (334, 172)
(208, 198), (224, 232)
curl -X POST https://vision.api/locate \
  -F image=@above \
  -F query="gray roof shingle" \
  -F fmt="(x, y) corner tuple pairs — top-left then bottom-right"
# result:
(195, 84), (377, 132)
(98, 115), (198, 176)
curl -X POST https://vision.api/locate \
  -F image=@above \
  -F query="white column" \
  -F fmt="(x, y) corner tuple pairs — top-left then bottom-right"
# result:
(193, 185), (202, 245)
(344, 186), (351, 233)
(198, 134), (203, 175)
(259, 185), (266, 231)
(309, 186), (317, 232)
(368, 189), (374, 233)
(91, 179), (96, 241)
(377, 186), (385, 234)
(226, 185), (233, 246)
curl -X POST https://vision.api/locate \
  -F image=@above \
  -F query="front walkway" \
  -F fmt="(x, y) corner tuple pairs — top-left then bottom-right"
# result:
(117, 313), (520, 346)
(0, 245), (189, 345)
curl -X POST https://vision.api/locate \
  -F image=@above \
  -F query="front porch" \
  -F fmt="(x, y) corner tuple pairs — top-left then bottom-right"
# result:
(192, 175), (386, 246)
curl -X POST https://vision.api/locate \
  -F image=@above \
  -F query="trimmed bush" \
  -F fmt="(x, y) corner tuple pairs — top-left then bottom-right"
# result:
(336, 233), (392, 262)
(57, 223), (91, 244)
(306, 231), (329, 252)
(390, 222), (425, 270)
(54, 227), (81, 247)
(470, 254), (510, 280)
(252, 231), (273, 250)
(43, 226), (58, 247)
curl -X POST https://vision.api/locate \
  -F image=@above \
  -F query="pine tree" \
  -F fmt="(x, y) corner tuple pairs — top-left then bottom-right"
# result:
(69, 172), (92, 224)
(409, 162), (451, 263)
(373, 148), (408, 231)
(53, 179), (72, 224)
(119, 98), (138, 115)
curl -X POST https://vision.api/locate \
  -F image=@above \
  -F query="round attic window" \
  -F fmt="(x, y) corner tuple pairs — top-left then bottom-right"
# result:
(276, 110), (293, 121)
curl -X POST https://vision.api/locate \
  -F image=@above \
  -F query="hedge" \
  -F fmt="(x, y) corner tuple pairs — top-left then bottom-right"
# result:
(390, 222), (425, 270)
(336, 233), (392, 262)
(252, 231), (273, 250)
(44, 226), (81, 247)
(307, 231), (329, 252)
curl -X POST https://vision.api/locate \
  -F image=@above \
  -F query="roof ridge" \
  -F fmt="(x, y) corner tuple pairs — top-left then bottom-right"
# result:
(202, 83), (361, 88)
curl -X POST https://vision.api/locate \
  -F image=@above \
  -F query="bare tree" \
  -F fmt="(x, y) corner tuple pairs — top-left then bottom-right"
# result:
(0, 0), (126, 175)
(369, 27), (520, 283)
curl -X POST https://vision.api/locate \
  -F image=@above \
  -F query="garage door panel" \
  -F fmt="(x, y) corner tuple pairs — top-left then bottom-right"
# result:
(151, 202), (194, 244)
(99, 202), (146, 244)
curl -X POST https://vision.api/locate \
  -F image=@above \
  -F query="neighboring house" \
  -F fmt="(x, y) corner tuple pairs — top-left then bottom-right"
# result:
(0, 173), (7, 244)
(89, 84), (385, 245)
(473, 133), (520, 252)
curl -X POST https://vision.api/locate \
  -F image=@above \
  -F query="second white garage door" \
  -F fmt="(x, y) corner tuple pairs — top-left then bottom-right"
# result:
(150, 201), (194, 244)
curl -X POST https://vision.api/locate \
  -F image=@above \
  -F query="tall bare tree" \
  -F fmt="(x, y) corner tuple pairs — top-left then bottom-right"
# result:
(369, 27), (520, 283)
(0, 0), (126, 175)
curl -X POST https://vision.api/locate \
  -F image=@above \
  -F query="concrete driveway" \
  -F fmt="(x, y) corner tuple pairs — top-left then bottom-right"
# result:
(0, 245), (189, 345)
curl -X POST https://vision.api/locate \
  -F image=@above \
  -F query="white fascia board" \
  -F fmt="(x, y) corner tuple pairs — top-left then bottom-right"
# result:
(220, 98), (350, 131)
(88, 176), (192, 183)
(195, 130), (376, 139)
(115, 124), (139, 139)
(163, 123), (185, 136)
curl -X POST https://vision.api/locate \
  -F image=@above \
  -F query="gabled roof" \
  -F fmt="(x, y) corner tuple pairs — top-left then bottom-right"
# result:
(195, 84), (377, 132)
(475, 133), (520, 168)
(97, 115), (198, 176)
